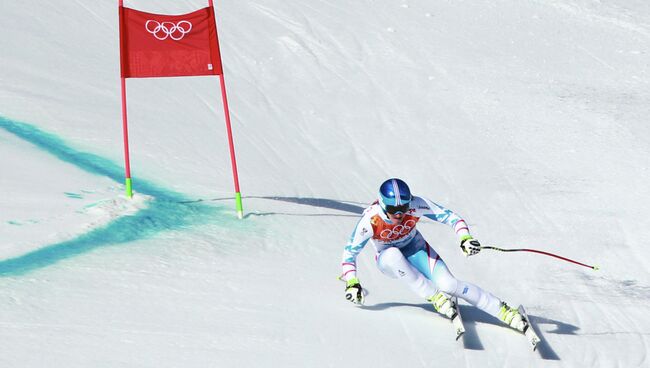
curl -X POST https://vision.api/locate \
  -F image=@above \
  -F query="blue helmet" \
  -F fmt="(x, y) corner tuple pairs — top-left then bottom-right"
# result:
(378, 178), (412, 215)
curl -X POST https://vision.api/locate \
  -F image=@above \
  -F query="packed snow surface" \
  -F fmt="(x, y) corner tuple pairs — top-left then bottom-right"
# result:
(1, 0), (649, 367)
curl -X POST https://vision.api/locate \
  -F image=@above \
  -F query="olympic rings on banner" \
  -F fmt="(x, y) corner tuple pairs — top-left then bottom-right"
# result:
(379, 219), (416, 240)
(145, 20), (193, 41)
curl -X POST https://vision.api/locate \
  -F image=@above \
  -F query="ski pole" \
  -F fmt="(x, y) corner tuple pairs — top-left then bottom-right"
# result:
(481, 245), (599, 270)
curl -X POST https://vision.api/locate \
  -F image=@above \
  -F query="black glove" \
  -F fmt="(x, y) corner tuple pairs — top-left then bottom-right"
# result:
(344, 277), (364, 305)
(460, 237), (481, 257)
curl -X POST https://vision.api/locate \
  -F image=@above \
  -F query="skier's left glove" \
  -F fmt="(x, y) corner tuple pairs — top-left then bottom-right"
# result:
(460, 236), (481, 257)
(344, 277), (364, 305)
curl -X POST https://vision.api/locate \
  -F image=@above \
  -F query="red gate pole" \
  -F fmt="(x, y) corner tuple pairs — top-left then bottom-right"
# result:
(118, 0), (133, 198)
(210, 0), (244, 219)
(218, 73), (243, 219)
(120, 77), (133, 198)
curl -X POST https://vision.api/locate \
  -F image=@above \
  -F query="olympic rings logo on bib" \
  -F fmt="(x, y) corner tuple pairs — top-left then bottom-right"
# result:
(379, 219), (416, 240)
(145, 20), (193, 41)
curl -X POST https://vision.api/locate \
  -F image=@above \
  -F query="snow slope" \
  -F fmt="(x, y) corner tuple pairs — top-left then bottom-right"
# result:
(1, 0), (649, 367)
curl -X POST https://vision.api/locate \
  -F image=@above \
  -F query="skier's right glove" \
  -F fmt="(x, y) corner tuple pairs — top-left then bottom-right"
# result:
(460, 236), (481, 257)
(344, 277), (364, 305)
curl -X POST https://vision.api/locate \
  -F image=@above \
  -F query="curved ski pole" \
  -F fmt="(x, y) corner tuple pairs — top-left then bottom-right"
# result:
(481, 245), (599, 270)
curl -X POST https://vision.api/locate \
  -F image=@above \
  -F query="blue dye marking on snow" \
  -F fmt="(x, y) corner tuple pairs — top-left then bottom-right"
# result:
(64, 192), (83, 199)
(0, 116), (226, 276)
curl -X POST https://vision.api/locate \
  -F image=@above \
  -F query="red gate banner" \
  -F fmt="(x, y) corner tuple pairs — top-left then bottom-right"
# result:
(119, 6), (224, 78)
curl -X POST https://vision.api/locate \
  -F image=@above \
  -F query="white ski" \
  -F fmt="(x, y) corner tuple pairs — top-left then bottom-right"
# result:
(518, 305), (541, 351)
(451, 296), (465, 340)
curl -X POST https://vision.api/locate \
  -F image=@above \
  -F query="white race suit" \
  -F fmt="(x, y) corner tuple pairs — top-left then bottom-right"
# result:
(341, 196), (504, 317)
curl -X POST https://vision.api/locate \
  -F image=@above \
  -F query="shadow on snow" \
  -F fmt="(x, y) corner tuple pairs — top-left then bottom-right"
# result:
(364, 302), (567, 360)
(181, 195), (366, 217)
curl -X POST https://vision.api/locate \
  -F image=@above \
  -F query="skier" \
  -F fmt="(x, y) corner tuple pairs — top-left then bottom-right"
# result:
(340, 178), (527, 332)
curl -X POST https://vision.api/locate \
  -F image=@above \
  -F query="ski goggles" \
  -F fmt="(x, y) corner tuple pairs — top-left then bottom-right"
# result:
(385, 203), (409, 215)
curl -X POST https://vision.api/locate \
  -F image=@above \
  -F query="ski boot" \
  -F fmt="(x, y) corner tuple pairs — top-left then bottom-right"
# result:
(498, 302), (528, 332)
(428, 292), (457, 319)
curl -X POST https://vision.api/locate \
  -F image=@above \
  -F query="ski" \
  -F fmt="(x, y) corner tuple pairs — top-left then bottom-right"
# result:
(451, 296), (465, 340)
(518, 305), (541, 351)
